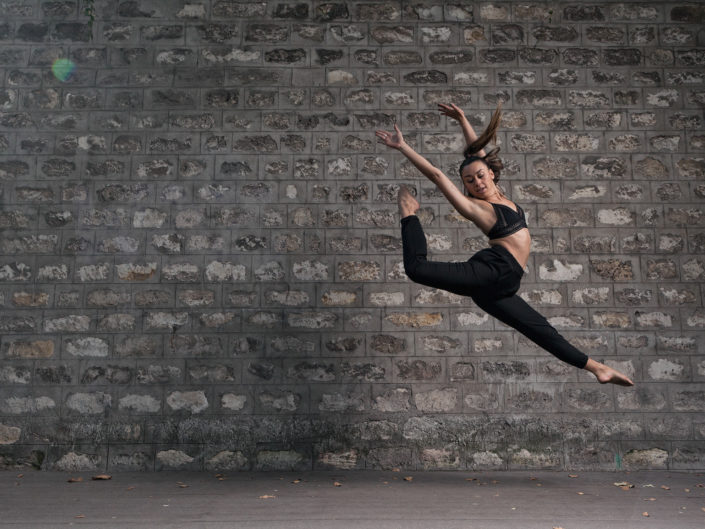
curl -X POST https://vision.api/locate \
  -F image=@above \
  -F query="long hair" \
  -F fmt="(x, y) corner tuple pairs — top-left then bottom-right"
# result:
(458, 103), (504, 183)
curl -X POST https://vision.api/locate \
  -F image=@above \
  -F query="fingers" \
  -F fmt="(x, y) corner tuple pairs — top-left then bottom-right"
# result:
(438, 103), (461, 118)
(375, 129), (393, 145)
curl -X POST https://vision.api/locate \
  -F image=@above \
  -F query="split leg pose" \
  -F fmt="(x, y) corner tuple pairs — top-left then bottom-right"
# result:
(377, 104), (634, 386)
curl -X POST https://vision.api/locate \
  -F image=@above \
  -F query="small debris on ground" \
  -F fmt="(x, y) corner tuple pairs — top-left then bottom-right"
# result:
(74, 514), (85, 519)
(661, 485), (670, 490)
(614, 481), (634, 490)
(642, 512), (649, 517)
(568, 474), (578, 478)
(67, 477), (83, 483)
(258, 495), (276, 499)
(92, 474), (111, 481)
(333, 481), (342, 487)
(403, 476), (413, 482)
(292, 479), (302, 484)
(176, 482), (188, 488)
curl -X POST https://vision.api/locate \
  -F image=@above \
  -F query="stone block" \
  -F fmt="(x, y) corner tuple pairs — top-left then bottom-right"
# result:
(255, 449), (310, 471)
(507, 446), (562, 470)
(257, 389), (305, 413)
(620, 446), (669, 470)
(365, 447), (413, 470)
(504, 383), (558, 412)
(155, 448), (200, 471)
(0, 364), (32, 385)
(563, 386), (614, 412)
(65, 391), (111, 415)
(671, 442), (705, 470)
(616, 386), (668, 412)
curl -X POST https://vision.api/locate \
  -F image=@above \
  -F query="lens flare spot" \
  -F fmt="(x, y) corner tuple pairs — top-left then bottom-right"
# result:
(52, 58), (75, 82)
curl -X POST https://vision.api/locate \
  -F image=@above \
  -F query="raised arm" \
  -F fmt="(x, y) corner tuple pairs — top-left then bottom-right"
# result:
(438, 103), (486, 157)
(375, 125), (486, 223)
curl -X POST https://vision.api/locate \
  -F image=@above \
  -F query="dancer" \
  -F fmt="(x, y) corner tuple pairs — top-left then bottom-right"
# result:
(375, 103), (634, 386)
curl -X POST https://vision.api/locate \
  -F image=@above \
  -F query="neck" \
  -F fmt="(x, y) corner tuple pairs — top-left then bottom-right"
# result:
(486, 190), (502, 201)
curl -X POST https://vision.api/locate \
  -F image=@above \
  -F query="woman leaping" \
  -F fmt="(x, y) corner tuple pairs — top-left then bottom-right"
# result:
(375, 103), (634, 386)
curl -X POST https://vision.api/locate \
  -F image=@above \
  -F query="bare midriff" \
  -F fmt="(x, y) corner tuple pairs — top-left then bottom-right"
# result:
(489, 228), (531, 269)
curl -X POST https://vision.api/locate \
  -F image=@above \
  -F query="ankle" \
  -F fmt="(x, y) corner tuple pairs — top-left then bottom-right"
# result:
(584, 358), (606, 376)
(400, 214), (417, 224)
(399, 207), (416, 217)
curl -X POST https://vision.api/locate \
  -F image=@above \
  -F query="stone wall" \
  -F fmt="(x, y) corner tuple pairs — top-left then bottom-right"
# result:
(0, 0), (704, 472)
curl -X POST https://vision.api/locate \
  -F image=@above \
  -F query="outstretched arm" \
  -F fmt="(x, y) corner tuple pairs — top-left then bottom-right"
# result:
(375, 125), (485, 223)
(438, 103), (486, 157)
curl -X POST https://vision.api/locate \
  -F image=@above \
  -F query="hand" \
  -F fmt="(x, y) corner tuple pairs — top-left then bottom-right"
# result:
(375, 124), (405, 149)
(438, 103), (465, 121)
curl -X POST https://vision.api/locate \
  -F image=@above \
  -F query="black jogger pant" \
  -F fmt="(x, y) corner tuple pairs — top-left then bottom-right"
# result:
(401, 215), (588, 369)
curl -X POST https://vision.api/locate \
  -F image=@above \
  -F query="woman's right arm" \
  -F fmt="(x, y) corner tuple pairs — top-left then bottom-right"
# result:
(438, 103), (486, 157)
(376, 125), (485, 223)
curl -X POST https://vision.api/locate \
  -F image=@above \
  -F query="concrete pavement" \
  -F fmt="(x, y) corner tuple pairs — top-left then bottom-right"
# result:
(1, 470), (704, 528)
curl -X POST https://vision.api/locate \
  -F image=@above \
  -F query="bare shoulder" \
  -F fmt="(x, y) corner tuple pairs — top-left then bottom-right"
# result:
(468, 196), (495, 213)
(465, 197), (498, 231)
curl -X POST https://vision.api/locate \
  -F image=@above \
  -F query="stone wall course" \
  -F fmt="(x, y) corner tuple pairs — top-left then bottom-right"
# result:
(0, 0), (703, 471)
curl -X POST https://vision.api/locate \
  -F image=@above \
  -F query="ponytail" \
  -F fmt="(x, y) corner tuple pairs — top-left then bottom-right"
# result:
(458, 104), (504, 182)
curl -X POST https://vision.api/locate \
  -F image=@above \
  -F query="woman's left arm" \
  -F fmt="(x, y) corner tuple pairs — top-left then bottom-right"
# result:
(438, 103), (486, 157)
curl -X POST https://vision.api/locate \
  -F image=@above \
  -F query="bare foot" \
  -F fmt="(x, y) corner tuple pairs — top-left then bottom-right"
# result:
(584, 358), (634, 387)
(398, 185), (419, 218)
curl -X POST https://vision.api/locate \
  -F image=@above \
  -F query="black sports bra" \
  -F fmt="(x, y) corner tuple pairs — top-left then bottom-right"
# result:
(487, 202), (527, 240)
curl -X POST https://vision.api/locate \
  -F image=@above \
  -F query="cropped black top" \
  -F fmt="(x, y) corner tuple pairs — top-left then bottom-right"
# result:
(487, 202), (527, 240)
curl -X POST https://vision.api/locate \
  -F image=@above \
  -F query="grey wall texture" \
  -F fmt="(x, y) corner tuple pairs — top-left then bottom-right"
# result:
(0, 0), (704, 473)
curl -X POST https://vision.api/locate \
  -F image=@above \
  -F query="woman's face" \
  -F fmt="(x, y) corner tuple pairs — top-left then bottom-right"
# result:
(461, 160), (496, 199)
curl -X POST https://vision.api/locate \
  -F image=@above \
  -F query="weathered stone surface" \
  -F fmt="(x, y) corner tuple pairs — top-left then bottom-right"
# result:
(0, 0), (700, 472)
(373, 388), (411, 412)
(5, 340), (54, 359)
(414, 388), (458, 412)
(166, 391), (208, 413)
(590, 259), (634, 281)
(53, 452), (100, 472)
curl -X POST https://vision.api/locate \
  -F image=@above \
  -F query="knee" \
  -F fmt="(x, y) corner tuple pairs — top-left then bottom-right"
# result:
(404, 258), (434, 286)
(404, 260), (422, 283)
